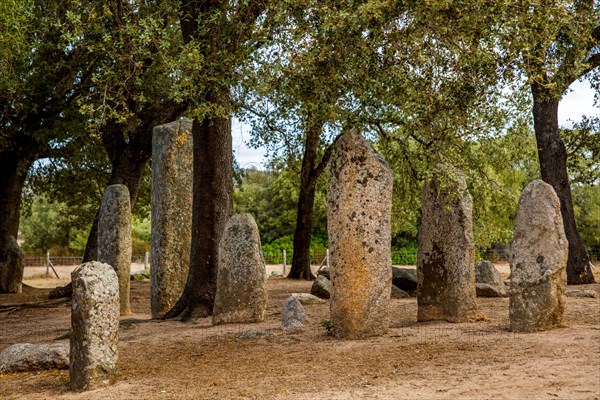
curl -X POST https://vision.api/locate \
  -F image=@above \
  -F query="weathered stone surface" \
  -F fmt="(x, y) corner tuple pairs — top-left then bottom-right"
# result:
(281, 296), (309, 330)
(97, 184), (132, 315)
(212, 214), (268, 325)
(0, 235), (24, 293)
(291, 293), (327, 305)
(391, 267), (418, 292)
(328, 132), (392, 339)
(417, 165), (479, 322)
(565, 289), (597, 298)
(391, 285), (410, 299)
(475, 261), (506, 297)
(476, 283), (507, 298)
(0, 343), (69, 373)
(150, 119), (193, 319)
(310, 275), (331, 299)
(317, 266), (330, 279)
(510, 180), (568, 333)
(70, 262), (119, 391)
(476, 261), (503, 286)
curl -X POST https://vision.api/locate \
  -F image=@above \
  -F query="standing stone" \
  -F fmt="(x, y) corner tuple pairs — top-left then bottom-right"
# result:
(212, 214), (268, 325)
(281, 296), (309, 330)
(151, 119), (193, 318)
(0, 235), (24, 293)
(70, 262), (119, 391)
(328, 132), (393, 339)
(417, 165), (479, 322)
(97, 184), (132, 315)
(510, 180), (568, 332)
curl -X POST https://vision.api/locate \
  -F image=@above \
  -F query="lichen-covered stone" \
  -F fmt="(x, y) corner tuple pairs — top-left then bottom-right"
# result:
(212, 214), (268, 325)
(0, 234), (24, 294)
(417, 165), (479, 322)
(281, 296), (309, 330)
(0, 343), (69, 373)
(475, 261), (506, 297)
(97, 184), (132, 315)
(70, 262), (119, 391)
(151, 119), (193, 318)
(328, 132), (392, 339)
(510, 180), (568, 333)
(310, 275), (331, 299)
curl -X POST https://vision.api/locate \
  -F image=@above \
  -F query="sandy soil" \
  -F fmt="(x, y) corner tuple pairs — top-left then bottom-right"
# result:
(1, 266), (599, 400)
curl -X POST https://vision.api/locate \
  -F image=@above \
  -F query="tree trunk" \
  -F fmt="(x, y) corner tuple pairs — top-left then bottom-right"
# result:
(0, 152), (32, 293)
(0, 152), (30, 240)
(289, 161), (318, 280)
(164, 111), (233, 319)
(288, 123), (326, 280)
(531, 84), (594, 284)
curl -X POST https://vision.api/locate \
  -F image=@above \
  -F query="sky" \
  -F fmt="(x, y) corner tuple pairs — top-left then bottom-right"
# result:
(232, 80), (599, 170)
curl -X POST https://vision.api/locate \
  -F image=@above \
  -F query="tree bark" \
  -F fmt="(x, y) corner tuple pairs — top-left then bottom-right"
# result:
(288, 129), (320, 280)
(164, 109), (233, 319)
(0, 152), (31, 240)
(0, 151), (32, 293)
(531, 83), (594, 284)
(288, 122), (336, 280)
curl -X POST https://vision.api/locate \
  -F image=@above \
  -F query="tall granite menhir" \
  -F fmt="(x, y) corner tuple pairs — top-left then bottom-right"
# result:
(212, 214), (268, 325)
(328, 132), (393, 339)
(510, 180), (568, 332)
(417, 165), (479, 322)
(151, 119), (193, 318)
(70, 262), (119, 391)
(98, 184), (132, 315)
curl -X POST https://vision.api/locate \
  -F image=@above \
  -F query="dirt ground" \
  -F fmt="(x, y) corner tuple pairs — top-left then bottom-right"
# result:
(1, 265), (599, 400)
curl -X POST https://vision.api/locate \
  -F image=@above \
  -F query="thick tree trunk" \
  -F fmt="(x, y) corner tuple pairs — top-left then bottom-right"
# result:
(164, 111), (233, 319)
(531, 84), (594, 284)
(0, 152), (32, 293)
(288, 123), (326, 280)
(0, 152), (30, 240)
(289, 164), (318, 280)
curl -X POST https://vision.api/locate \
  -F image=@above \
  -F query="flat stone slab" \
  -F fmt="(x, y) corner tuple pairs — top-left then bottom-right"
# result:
(0, 343), (69, 373)
(565, 289), (597, 298)
(291, 293), (327, 305)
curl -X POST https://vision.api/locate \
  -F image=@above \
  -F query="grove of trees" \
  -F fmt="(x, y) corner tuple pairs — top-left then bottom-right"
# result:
(1, 1), (598, 304)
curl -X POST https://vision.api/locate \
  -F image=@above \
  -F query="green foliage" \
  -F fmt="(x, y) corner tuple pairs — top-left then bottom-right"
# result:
(234, 166), (327, 244)
(573, 185), (600, 248)
(391, 244), (418, 266)
(20, 196), (77, 252)
(320, 319), (334, 334)
(131, 216), (151, 254)
(20, 195), (151, 254)
(564, 117), (600, 186)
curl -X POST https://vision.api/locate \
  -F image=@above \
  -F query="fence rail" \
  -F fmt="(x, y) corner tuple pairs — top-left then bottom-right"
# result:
(24, 246), (599, 267)
(23, 254), (149, 267)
